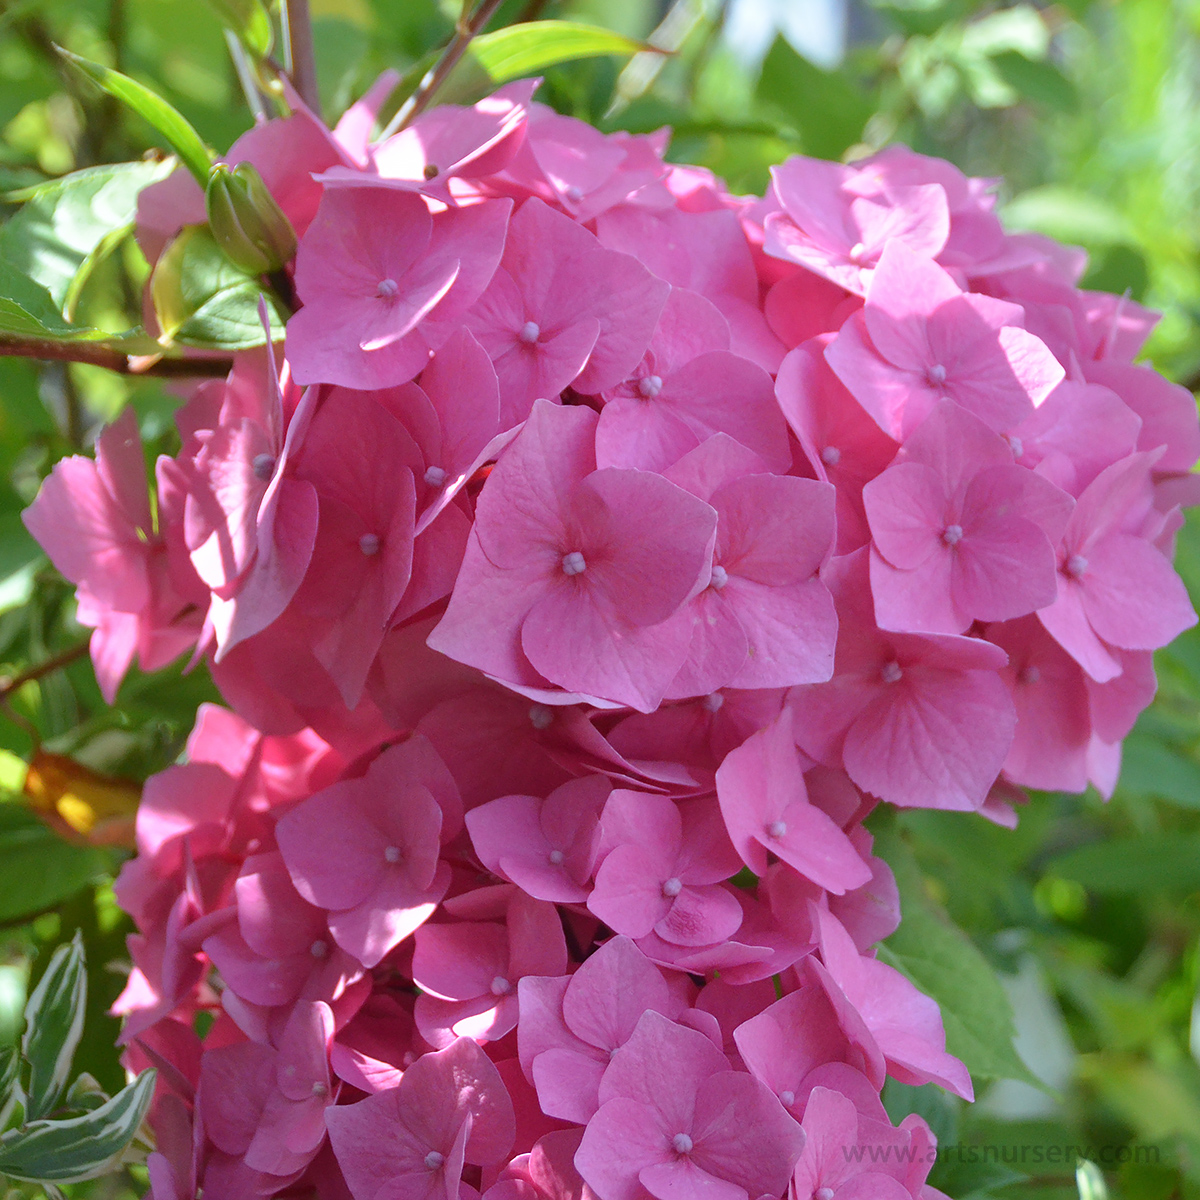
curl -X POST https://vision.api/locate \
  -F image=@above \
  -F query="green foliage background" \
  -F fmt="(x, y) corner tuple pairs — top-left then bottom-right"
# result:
(0, 0), (1199, 1196)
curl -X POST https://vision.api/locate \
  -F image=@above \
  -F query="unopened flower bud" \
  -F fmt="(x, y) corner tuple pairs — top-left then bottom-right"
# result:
(205, 161), (297, 276)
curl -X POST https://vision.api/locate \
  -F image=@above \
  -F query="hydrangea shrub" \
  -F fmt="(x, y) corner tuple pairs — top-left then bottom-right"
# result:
(20, 70), (1200, 1200)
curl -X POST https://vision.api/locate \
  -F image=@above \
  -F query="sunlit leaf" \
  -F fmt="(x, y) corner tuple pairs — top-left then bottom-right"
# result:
(21, 933), (85, 1122)
(0, 1068), (155, 1184)
(24, 752), (140, 847)
(57, 49), (214, 187)
(468, 21), (656, 84)
(0, 161), (174, 319)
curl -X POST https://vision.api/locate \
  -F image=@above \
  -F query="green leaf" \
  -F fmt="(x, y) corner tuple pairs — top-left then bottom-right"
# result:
(56, 49), (214, 188)
(468, 21), (655, 84)
(21, 933), (85, 1122)
(0, 1068), (154, 1184)
(204, 0), (273, 58)
(0, 805), (110, 925)
(756, 36), (873, 161)
(876, 826), (1043, 1089)
(0, 259), (161, 354)
(1049, 833), (1200, 893)
(152, 224), (287, 350)
(0, 161), (174, 319)
(0, 1045), (19, 1122)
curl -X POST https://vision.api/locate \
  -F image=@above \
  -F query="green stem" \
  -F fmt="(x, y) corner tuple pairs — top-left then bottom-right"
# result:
(385, 0), (507, 135)
(282, 0), (320, 113)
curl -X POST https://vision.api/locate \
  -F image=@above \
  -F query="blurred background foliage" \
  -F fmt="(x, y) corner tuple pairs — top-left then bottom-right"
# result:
(0, 0), (1198, 1197)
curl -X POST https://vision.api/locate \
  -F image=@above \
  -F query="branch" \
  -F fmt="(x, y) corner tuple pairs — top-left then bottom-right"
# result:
(387, 0), (507, 134)
(283, 0), (320, 114)
(0, 337), (234, 377)
(0, 639), (91, 699)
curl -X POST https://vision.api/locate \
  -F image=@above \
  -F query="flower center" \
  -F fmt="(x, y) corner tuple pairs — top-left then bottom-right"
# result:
(423, 163), (440, 180)
(767, 820), (788, 840)
(311, 1081), (328, 1097)
(780, 1090), (796, 1107)
(359, 533), (381, 556)
(1006, 434), (1024, 458)
(820, 445), (841, 466)
(384, 845), (402, 864)
(1020, 665), (1041, 685)
(425, 1151), (445, 1171)
(881, 661), (903, 684)
(519, 321), (541, 344)
(848, 241), (869, 265)
(709, 565), (729, 590)
(1065, 554), (1088, 578)
(490, 975), (512, 996)
(310, 939), (328, 959)
(662, 877), (683, 898)
(565, 185), (584, 203)
(942, 524), (964, 546)
(424, 465), (447, 488)
(529, 704), (553, 730)
(816, 1190), (835, 1200)
(252, 452), (276, 480)
(562, 551), (587, 576)
(638, 374), (663, 399)
(376, 278), (399, 299)
(548, 849), (565, 865)
(927, 363), (947, 385)
(702, 692), (725, 713)
(672, 1133), (694, 1155)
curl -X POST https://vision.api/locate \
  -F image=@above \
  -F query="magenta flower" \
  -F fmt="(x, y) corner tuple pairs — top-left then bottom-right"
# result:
(23, 408), (203, 700)
(199, 1001), (336, 1179)
(732, 970), (885, 1119)
(817, 908), (973, 1099)
(716, 710), (872, 893)
(825, 240), (1064, 439)
(412, 892), (567, 1045)
(518, 935), (680, 1124)
(594, 287), (788, 474)
(764, 157), (950, 293)
(790, 549), (1015, 811)
(202, 851), (360, 1009)
(790, 1086), (913, 1200)
(428, 401), (718, 712)
(287, 389), (423, 706)
(776, 338), (899, 554)
(587, 791), (744, 946)
(1037, 450), (1196, 681)
(574, 1010), (805, 1200)
(326, 1037), (516, 1200)
(287, 185), (511, 389)
(275, 737), (458, 966)
(863, 401), (1074, 633)
(463, 197), (669, 425)
(664, 433), (838, 694)
(466, 775), (610, 903)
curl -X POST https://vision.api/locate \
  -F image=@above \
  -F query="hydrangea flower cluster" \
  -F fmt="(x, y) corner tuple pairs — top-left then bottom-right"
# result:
(22, 77), (1200, 1199)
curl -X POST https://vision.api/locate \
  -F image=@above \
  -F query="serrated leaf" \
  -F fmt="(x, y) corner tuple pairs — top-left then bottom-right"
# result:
(57, 49), (213, 188)
(0, 805), (110, 924)
(0, 161), (174, 318)
(152, 224), (287, 350)
(468, 21), (655, 83)
(876, 827), (1043, 1089)
(0, 1068), (154, 1184)
(21, 934), (85, 1121)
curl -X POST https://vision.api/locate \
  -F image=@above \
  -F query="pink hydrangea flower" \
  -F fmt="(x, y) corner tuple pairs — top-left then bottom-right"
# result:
(575, 1010), (805, 1200)
(428, 400), (718, 711)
